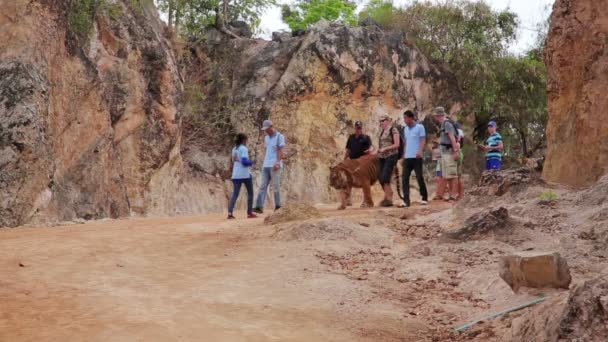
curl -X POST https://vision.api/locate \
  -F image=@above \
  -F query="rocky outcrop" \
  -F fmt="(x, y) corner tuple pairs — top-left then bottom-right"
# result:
(182, 21), (463, 207)
(509, 276), (608, 341)
(543, 0), (608, 187)
(0, 0), (181, 227)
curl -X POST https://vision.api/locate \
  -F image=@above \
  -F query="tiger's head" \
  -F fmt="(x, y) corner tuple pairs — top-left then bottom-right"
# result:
(329, 165), (352, 190)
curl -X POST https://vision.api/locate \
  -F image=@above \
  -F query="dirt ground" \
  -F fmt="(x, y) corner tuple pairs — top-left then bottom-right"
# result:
(1, 177), (607, 341)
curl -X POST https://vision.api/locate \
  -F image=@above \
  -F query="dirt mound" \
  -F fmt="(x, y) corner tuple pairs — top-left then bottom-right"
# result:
(510, 275), (608, 342)
(470, 168), (535, 196)
(272, 218), (395, 247)
(442, 207), (510, 241)
(577, 174), (608, 206)
(264, 203), (322, 225)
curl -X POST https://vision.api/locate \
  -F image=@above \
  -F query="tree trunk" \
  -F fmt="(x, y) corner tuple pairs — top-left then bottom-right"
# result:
(167, 0), (174, 29)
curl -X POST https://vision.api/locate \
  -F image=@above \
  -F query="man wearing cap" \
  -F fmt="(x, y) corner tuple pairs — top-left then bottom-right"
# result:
(345, 121), (373, 160)
(343, 121), (374, 207)
(433, 107), (460, 201)
(253, 120), (286, 214)
(479, 121), (503, 170)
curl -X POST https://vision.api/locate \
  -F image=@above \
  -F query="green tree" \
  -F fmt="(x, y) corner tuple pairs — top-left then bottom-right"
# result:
(281, 0), (357, 31)
(156, 0), (275, 37)
(359, 0), (394, 27)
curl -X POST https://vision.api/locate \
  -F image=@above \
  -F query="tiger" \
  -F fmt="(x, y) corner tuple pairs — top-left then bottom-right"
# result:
(329, 154), (380, 210)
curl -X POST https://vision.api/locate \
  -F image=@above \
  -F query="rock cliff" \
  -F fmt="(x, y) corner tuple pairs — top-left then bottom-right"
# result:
(0, 0), (182, 227)
(180, 21), (463, 208)
(543, 0), (608, 187)
(0, 2), (462, 227)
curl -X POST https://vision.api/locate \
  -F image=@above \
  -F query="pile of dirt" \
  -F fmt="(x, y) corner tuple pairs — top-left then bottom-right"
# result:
(577, 174), (608, 206)
(509, 275), (608, 341)
(263, 203), (322, 225)
(470, 168), (536, 197)
(272, 218), (395, 247)
(442, 207), (510, 241)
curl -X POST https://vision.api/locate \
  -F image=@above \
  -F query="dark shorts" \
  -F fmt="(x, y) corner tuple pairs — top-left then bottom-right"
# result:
(379, 154), (399, 185)
(486, 158), (502, 171)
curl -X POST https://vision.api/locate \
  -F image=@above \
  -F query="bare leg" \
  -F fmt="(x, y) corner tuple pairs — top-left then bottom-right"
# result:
(458, 178), (465, 199)
(436, 177), (446, 199)
(449, 178), (459, 199)
(383, 184), (393, 202)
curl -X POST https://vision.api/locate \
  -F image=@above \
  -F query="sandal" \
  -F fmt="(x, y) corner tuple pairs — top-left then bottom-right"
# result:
(227, 214), (236, 219)
(380, 200), (394, 207)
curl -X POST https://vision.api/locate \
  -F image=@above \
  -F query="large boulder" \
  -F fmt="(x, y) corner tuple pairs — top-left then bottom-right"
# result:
(543, 0), (608, 187)
(499, 251), (571, 293)
(182, 21), (464, 209)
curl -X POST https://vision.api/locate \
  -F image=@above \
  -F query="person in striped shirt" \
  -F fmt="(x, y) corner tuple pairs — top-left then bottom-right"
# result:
(478, 121), (504, 170)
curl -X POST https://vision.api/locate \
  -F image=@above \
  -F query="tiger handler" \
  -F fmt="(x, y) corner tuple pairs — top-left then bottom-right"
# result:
(343, 121), (374, 207)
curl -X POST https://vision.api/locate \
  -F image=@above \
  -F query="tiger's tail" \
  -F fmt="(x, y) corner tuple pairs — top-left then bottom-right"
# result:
(394, 163), (405, 201)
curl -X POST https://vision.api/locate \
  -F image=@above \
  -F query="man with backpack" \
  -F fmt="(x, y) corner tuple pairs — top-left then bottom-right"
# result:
(401, 110), (429, 208)
(433, 107), (460, 201)
(253, 119), (285, 214)
(377, 114), (401, 207)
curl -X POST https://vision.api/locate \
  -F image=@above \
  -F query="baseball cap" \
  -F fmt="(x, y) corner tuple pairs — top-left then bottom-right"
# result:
(488, 121), (497, 127)
(433, 107), (446, 116)
(379, 114), (390, 122)
(261, 119), (273, 130)
(354, 121), (363, 128)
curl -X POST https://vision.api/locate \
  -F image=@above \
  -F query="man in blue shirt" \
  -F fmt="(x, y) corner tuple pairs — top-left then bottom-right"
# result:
(253, 119), (286, 213)
(479, 121), (503, 170)
(401, 110), (428, 207)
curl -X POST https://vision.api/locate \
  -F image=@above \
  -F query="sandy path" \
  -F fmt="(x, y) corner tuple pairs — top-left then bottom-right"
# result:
(0, 204), (447, 342)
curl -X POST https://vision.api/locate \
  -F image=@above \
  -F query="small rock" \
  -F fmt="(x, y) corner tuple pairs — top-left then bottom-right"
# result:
(499, 251), (571, 293)
(442, 207), (510, 241)
(18, 262), (25, 267)
(360, 222), (370, 227)
(421, 247), (432, 256)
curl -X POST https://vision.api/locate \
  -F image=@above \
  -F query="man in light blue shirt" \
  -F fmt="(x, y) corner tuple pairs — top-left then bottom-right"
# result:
(401, 110), (428, 207)
(254, 119), (286, 213)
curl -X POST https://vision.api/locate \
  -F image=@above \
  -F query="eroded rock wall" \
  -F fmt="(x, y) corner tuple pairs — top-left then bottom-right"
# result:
(0, 0), (182, 227)
(181, 21), (463, 208)
(543, 0), (608, 187)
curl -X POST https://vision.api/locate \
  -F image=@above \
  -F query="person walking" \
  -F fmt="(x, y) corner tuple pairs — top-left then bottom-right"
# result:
(401, 110), (428, 207)
(253, 119), (286, 214)
(227, 133), (257, 219)
(344, 121), (374, 207)
(479, 121), (503, 170)
(432, 107), (460, 201)
(377, 114), (400, 207)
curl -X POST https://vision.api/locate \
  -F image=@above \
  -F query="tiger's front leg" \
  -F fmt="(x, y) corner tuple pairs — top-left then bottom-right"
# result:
(338, 186), (351, 210)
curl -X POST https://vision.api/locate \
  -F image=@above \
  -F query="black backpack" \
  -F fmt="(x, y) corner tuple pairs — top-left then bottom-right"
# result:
(379, 123), (405, 157)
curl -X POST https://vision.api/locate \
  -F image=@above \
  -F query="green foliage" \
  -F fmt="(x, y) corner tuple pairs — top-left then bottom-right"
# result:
(281, 0), (357, 31)
(360, 0), (548, 161)
(68, 0), (124, 40)
(157, 0), (275, 38)
(359, 0), (394, 26)
(539, 191), (558, 202)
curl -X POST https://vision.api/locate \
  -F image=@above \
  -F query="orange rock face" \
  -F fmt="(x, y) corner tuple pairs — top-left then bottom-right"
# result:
(543, 0), (608, 187)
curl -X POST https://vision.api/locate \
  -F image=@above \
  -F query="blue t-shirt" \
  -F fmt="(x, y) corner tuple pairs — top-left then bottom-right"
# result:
(486, 132), (503, 160)
(232, 145), (251, 179)
(263, 131), (286, 168)
(403, 123), (426, 159)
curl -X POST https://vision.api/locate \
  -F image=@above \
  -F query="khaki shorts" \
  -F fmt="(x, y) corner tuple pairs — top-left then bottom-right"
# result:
(440, 151), (458, 179)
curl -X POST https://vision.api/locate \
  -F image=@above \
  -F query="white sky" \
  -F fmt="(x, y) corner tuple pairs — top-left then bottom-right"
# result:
(258, 0), (555, 53)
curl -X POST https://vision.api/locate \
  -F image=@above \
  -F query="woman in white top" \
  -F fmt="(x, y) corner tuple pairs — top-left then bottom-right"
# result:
(228, 133), (257, 219)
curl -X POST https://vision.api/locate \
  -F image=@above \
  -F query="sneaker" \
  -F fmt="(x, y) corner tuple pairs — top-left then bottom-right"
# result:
(227, 214), (236, 220)
(380, 200), (393, 207)
(253, 207), (264, 214)
(397, 202), (409, 208)
(247, 213), (258, 219)
(420, 200), (428, 205)
(274, 206), (282, 211)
